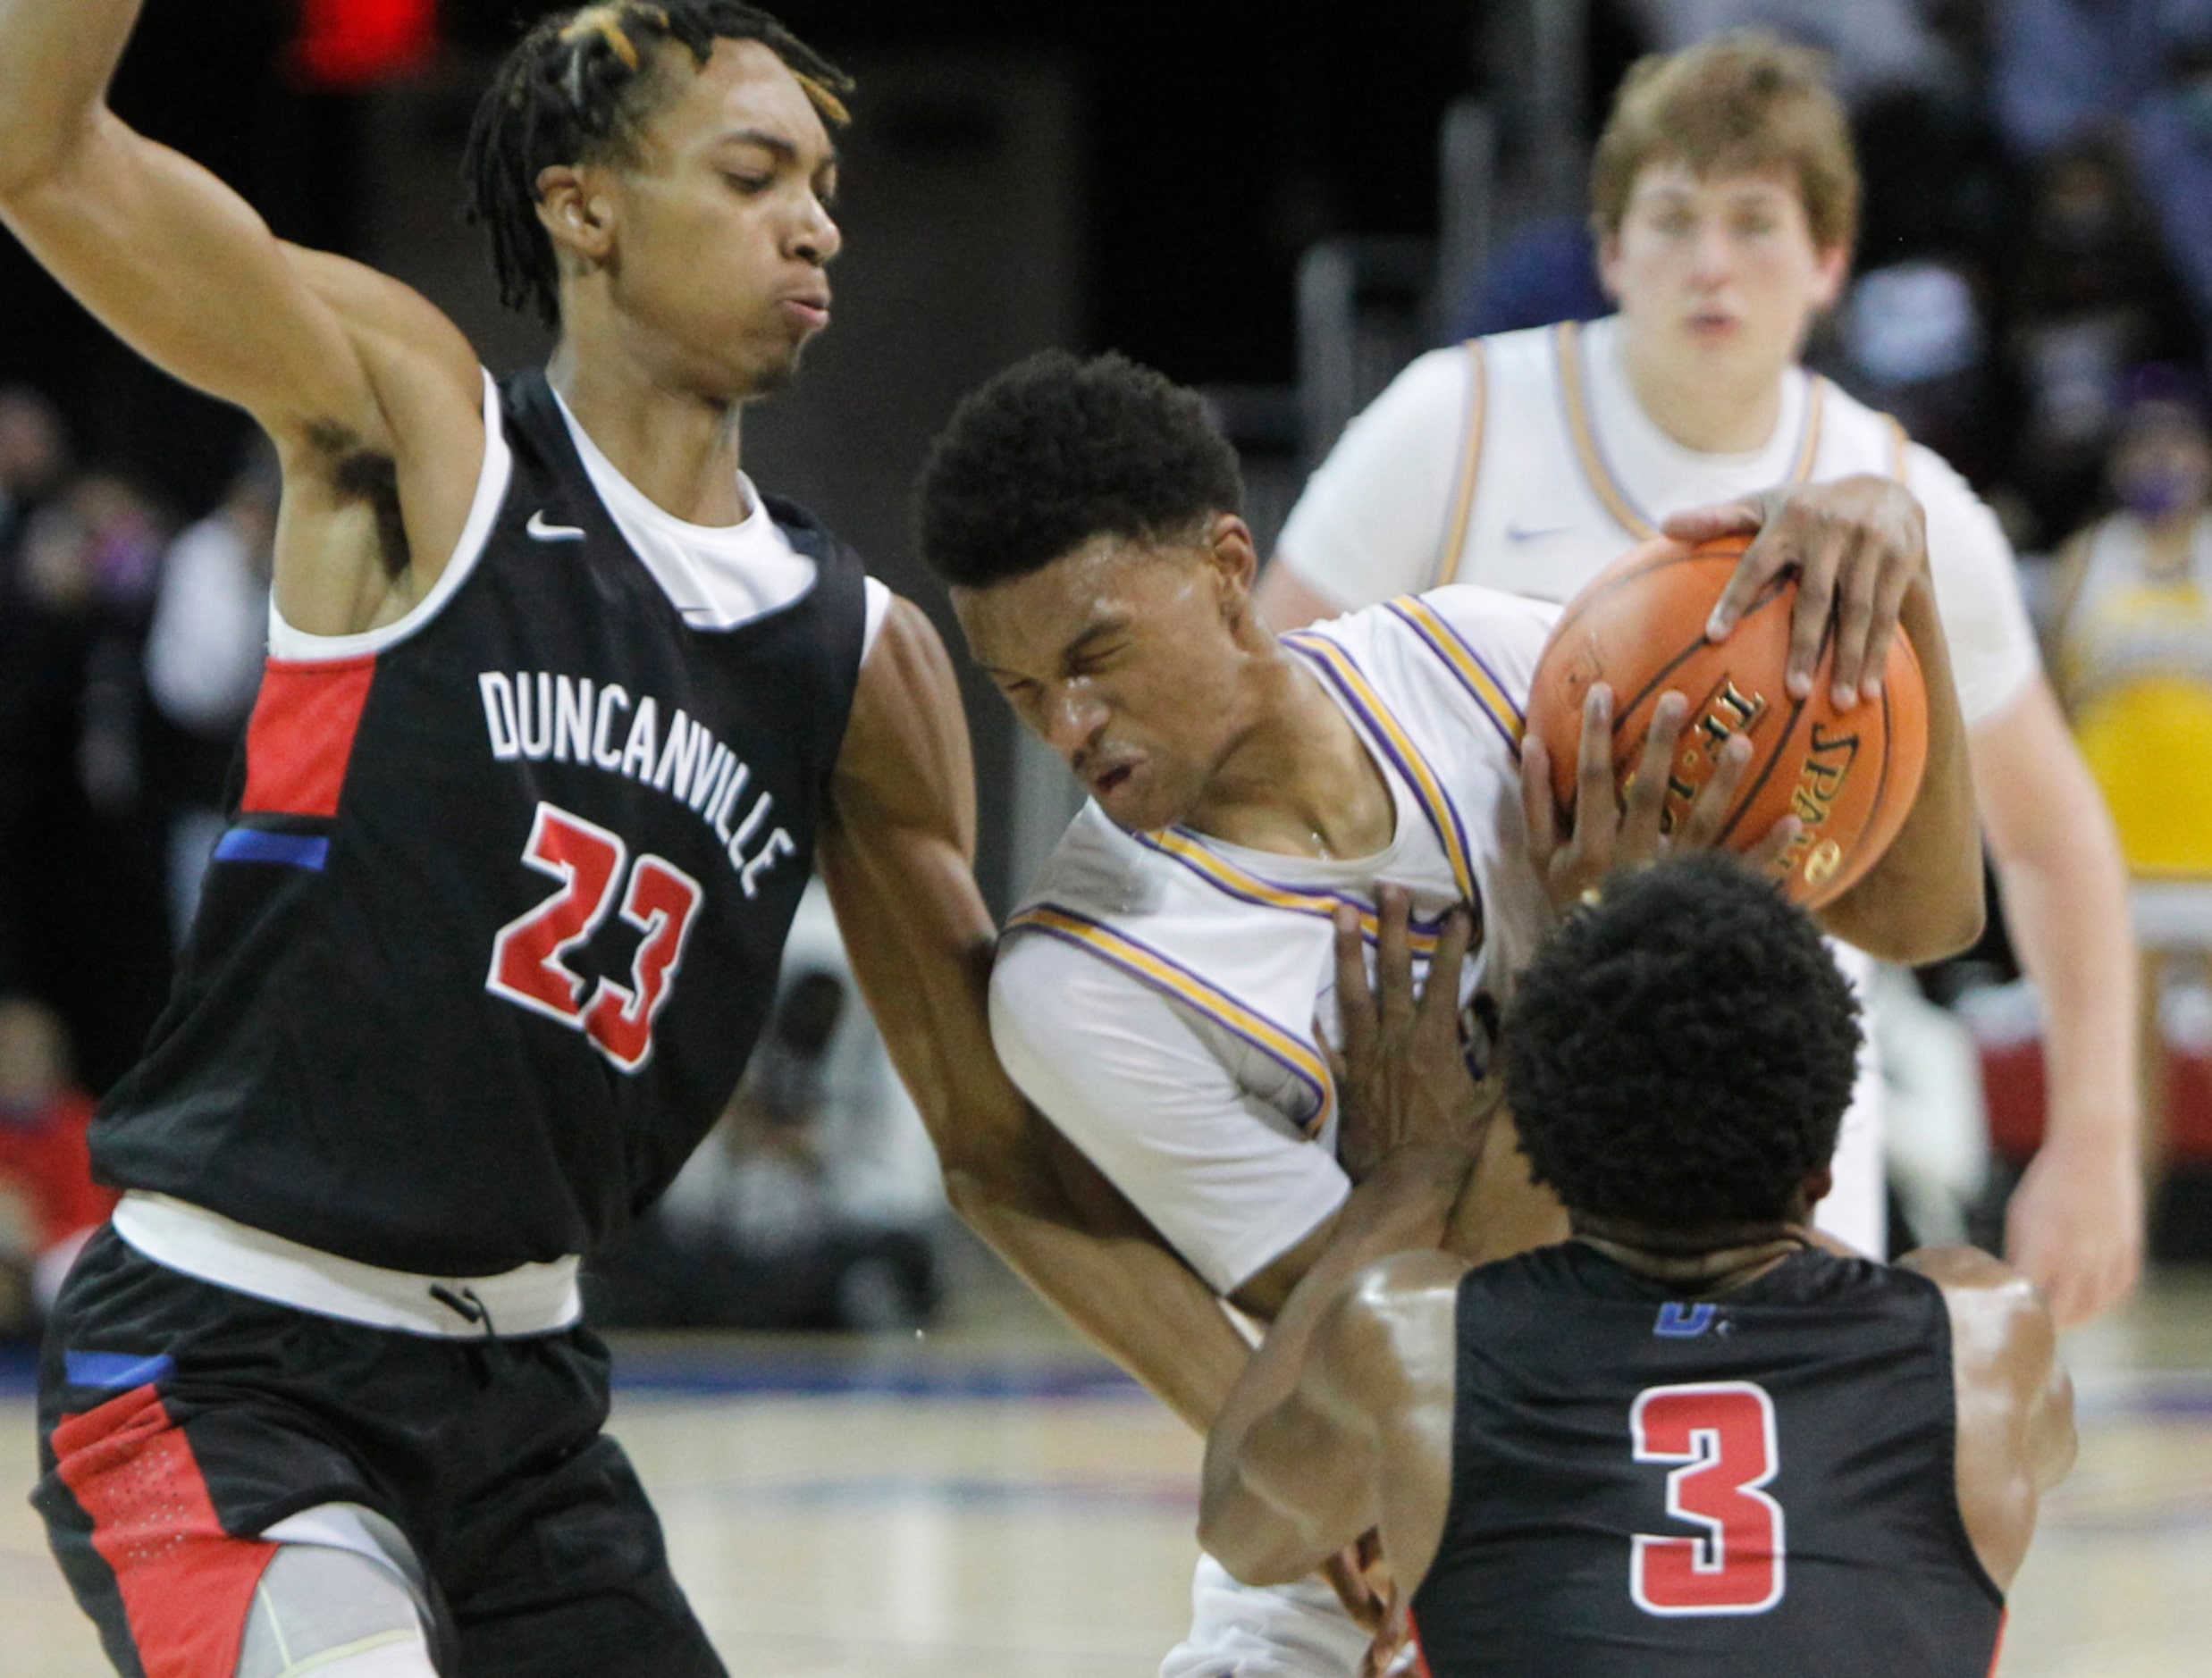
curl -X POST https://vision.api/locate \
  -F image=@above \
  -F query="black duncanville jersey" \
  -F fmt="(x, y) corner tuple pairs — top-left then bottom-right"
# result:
(1409, 1243), (2005, 1678)
(91, 371), (869, 1275)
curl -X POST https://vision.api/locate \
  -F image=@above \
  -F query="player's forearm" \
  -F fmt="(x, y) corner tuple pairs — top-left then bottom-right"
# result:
(1981, 734), (2139, 1144)
(1199, 1151), (1470, 1577)
(946, 1154), (1252, 1433)
(0, 0), (141, 195)
(1819, 579), (1984, 962)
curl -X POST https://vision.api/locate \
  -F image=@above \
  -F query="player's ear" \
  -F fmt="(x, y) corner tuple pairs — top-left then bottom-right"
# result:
(1206, 515), (1259, 615)
(1801, 1165), (1835, 1214)
(535, 164), (618, 263)
(1808, 240), (1851, 314)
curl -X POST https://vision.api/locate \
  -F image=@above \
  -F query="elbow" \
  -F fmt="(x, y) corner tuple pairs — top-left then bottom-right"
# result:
(1196, 1494), (1309, 1588)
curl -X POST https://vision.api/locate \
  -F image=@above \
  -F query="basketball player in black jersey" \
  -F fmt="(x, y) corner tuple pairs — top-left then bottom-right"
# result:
(0, 4), (1266, 1674)
(1200, 855), (2074, 1677)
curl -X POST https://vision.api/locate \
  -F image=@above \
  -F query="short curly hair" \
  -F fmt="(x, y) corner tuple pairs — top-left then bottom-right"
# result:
(1503, 855), (1861, 1229)
(913, 349), (1244, 590)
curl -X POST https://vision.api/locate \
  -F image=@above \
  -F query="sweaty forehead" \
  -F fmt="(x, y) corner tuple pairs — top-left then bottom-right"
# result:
(955, 540), (1192, 665)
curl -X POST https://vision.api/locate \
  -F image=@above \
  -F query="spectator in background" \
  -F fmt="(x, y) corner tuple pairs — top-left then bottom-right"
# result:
(0, 996), (114, 1342)
(593, 954), (939, 1332)
(2005, 138), (2202, 545)
(143, 442), (276, 944)
(0, 384), (69, 566)
(0, 469), (172, 1096)
(1994, 0), (2212, 355)
(2048, 365), (2212, 1150)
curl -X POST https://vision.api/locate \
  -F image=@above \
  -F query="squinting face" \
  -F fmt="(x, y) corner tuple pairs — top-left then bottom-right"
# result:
(1600, 163), (1846, 387)
(953, 533), (1259, 835)
(588, 39), (842, 396)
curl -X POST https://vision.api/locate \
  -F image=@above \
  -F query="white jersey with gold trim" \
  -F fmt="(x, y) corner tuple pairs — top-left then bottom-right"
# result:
(1275, 314), (2038, 731)
(989, 587), (1556, 1296)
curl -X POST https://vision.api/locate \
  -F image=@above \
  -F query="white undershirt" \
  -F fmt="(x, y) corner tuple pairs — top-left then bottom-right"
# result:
(555, 389), (890, 659)
(1578, 315), (1811, 524)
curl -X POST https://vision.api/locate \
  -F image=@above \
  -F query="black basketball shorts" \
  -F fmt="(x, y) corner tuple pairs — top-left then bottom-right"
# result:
(32, 1225), (724, 1678)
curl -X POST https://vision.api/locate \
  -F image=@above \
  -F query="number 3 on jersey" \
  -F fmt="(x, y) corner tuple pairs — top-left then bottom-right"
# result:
(1629, 1380), (1786, 1616)
(486, 801), (704, 1072)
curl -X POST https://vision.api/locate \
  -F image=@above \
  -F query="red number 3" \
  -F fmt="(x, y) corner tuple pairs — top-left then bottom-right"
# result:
(1629, 1380), (1786, 1615)
(486, 801), (704, 1073)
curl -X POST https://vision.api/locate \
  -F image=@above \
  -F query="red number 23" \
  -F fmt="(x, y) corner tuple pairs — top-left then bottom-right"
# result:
(485, 801), (704, 1073)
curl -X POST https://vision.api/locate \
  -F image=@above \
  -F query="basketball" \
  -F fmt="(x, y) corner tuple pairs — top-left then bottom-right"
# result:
(1526, 533), (1930, 907)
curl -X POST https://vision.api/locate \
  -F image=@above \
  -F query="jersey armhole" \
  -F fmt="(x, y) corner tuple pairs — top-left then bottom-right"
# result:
(266, 366), (514, 664)
(861, 576), (892, 665)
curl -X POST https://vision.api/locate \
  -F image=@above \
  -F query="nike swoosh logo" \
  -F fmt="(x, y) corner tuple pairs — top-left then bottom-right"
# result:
(1505, 522), (1570, 542)
(526, 509), (586, 541)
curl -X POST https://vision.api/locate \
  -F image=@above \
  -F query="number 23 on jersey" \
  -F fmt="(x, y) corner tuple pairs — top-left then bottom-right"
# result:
(485, 801), (705, 1073)
(1630, 1380), (1787, 1616)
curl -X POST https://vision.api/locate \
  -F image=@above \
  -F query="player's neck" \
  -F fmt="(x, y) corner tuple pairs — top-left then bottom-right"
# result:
(547, 341), (751, 526)
(1572, 1212), (1814, 1296)
(1618, 331), (1786, 456)
(1184, 652), (1395, 860)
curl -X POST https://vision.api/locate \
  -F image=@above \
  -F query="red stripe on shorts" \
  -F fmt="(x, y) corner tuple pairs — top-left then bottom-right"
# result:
(241, 654), (377, 818)
(1402, 1603), (1438, 1678)
(52, 1382), (277, 1678)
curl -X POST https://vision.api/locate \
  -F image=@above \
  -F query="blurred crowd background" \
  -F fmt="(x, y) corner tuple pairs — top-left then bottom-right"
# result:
(4, 0), (2212, 1344)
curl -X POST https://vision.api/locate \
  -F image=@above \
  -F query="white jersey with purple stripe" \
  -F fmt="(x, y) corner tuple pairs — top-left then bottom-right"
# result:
(989, 586), (1558, 1296)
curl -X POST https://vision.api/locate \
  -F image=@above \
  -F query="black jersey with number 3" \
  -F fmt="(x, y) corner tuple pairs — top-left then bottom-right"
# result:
(1409, 1242), (2005, 1678)
(89, 371), (870, 1275)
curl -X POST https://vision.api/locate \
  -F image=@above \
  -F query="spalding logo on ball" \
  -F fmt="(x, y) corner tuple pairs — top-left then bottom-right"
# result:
(1526, 533), (1930, 907)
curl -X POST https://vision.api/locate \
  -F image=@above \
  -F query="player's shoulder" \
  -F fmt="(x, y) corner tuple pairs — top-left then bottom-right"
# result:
(1310, 583), (1558, 688)
(1897, 1246), (2058, 1372)
(1005, 803), (1154, 923)
(1472, 319), (1573, 384)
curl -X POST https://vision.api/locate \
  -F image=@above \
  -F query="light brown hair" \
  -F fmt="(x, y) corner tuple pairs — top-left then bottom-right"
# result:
(1589, 30), (1859, 253)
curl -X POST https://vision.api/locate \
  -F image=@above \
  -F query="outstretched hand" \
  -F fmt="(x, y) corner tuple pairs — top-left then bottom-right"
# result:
(1520, 682), (1797, 916)
(1666, 474), (1931, 709)
(1326, 887), (1495, 1182)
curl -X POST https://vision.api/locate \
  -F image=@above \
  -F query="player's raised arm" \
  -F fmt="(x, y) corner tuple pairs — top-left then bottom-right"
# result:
(819, 597), (1253, 1432)
(0, 0), (481, 623)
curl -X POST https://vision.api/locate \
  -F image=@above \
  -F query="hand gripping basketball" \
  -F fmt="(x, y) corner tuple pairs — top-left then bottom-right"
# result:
(1524, 534), (1929, 908)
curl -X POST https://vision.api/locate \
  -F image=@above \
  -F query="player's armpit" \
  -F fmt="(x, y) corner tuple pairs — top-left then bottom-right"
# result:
(821, 597), (1252, 1433)
(1897, 1245), (2076, 1590)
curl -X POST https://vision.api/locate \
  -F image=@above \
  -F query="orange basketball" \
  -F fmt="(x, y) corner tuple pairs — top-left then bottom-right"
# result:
(1526, 533), (1930, 908)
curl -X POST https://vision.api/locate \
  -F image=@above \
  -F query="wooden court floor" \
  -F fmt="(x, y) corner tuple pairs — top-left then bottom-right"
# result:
(5, 1266), (2211, 1676)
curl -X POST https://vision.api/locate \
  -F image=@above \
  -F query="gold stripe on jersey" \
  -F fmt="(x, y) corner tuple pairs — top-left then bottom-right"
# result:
(1280, 632), (1478, 906)
(1885, 414), (1911, 482)
(1383, 596), (1526, 753)
(1004, 904), (1336, 1137)
(1132, 828), (1449, 956)
(1554, 319), (1828, 541)
(1433, 340), (1491, 588)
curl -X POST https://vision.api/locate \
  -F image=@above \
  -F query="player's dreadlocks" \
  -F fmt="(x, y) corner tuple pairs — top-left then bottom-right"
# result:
(1503, 855), (1862, 1229)
(462, 2), (853, 328)
(913, 349), (1246, 589)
